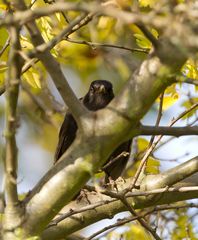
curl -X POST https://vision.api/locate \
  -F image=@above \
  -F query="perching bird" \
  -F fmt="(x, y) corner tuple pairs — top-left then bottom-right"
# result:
(54, 80), (132, 182)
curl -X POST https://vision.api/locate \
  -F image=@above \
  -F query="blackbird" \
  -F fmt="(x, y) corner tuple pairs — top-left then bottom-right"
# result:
(54, 80), (132, 182)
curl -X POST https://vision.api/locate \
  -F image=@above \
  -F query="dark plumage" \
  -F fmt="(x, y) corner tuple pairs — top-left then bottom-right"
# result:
(54, 80), (131, 182)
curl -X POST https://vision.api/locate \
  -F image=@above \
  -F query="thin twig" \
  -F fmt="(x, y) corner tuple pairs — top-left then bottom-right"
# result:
(149, 92), (164, 145)
(125, 102), (198, 193)
(65, 37), (149, 54)
(120, 198), (161, 240)
(138, 125), (198, 136)
(28, 13), (90, 58)
(85, 203), (198, 240)
(48, 185), (198, 228)
(0, 37), (10, 57)
(48, 198), (113, 228)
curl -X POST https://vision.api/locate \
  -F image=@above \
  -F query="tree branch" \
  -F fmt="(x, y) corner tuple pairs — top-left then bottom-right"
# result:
(13, 1), (87, 127)
(145, 157), (198, 190)
(85, 202), (198, 240)
(65, 37), (149, 54)
(7, 1), (197, 238)
(19, 44), (189, 237)
(4, 25), (22, 206)
(41, 157), (198, 240)
(138, 125), (198, 137)
(3, 20), (25, 240)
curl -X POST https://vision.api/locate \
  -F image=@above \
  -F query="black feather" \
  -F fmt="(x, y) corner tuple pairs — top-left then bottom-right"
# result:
(54, 80), (131, 182)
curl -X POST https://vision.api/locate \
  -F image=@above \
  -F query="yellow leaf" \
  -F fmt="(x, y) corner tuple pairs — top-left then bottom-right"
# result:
(126, 224), (152, 239)
(162, 93), (179, 110)
(0, 3), (7, 10)
(0, 62), (7, 87)
(146, 156), (160, 174)
(23, 69), (41, 89)
(20, 35), (34, 50)
(183, 59), (198, 79)
(139, 0), (157, 7)
(134, 33), (152, 49)
(156, 84), (179, 110)
(134, 28), (158, 49)
(137, 137), (149, 152)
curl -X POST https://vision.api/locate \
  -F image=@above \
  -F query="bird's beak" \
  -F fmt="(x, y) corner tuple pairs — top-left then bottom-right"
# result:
(98, 85), (106, 93)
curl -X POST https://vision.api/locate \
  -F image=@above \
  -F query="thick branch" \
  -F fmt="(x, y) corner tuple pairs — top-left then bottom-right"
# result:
(3, 22), (25, 240)
(17, 39), (190, 238)
(10, 0), (196, 238)
(41, 157), (198, 240)
(144, 157), (198, 190)
(138, 125), (198, 137)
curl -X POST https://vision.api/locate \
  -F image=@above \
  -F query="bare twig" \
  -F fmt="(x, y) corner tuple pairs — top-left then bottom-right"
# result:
(112, 197), (161, 240)
(48, 185), (198, 228)
(183, 78), (198, 86)
(28, 13), (91, 58)
(0, 37), (10, 57)
(65, 37), (149, 54)
(22, 10), (87, 124)
(149, 92), (164, 145)
(125, 102), (198, 193)
(138, 125), (198, 136)
(85, 202), (198, 240)
(177, 75), (198, 86)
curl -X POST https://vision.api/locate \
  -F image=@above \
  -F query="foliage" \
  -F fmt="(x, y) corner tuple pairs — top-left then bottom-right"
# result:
(0, 0), (197, 239)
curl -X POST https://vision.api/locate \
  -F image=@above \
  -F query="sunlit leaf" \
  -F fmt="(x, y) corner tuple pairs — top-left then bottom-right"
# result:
(183, 59), (198, 81)
(134, 28), (158, 49)
(156, 84), (179, 110)
(0, 27), (9, 61)
(137, 137), (149, 152)
(134, 33), (152, 49)
(162, 93), (179, 110)
(125, 224), (152, 239)
(20, 35), (34, 50)
(182, 98), (198, 119)
(171, 209), (197, 240)
(146, 156), (160, 174)
(139, 0), (158, 7)
(0, 62), (7, 87)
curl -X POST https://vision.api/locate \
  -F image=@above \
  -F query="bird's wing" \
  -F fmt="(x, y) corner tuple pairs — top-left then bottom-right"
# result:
(54, 112), (77, 163)
(103, 139), (132, 182)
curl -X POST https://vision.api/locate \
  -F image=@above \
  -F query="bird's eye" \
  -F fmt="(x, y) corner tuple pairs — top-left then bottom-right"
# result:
(90, 86), (94, 92)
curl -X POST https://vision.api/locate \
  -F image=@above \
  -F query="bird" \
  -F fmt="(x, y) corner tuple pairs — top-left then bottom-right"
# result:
(54, 80), (132, 182)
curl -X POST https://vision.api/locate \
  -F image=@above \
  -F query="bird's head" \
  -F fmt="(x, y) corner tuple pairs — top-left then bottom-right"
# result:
(83, 80), (114, 111)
